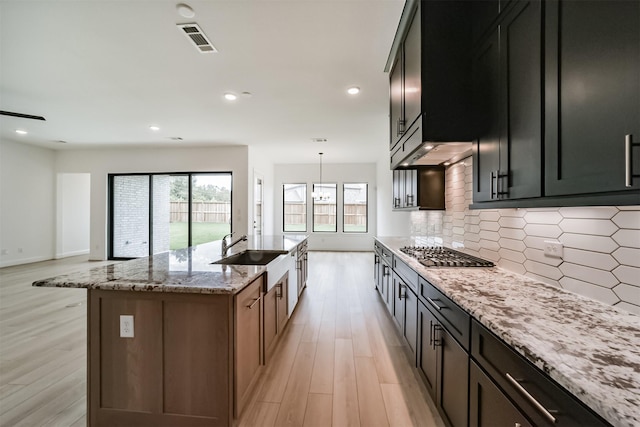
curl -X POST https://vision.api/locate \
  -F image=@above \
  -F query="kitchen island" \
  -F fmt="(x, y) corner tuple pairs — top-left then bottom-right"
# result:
(33, 234), (308, 427)
(375, 237), (639, 427)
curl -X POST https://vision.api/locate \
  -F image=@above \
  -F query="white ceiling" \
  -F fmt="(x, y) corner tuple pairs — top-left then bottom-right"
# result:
(0, 0), (404, 164)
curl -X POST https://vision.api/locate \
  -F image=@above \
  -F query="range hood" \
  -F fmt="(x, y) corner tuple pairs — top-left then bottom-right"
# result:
(398, 142), (473, 167)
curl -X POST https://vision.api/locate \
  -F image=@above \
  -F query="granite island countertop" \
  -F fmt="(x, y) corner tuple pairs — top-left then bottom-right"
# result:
(376, 236), (640, 427)
(33, 235), (308, 295)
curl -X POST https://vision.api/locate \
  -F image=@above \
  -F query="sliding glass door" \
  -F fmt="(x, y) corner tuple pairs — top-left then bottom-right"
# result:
(109, 172), (232, 259)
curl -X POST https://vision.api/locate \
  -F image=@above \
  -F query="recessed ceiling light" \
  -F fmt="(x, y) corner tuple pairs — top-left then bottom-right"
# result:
(224, 93), (238, 101)
(241, 92), (253, 98)
(15, 129), (27, 135)
(425, 145), (434, 150)
(149, 125), (160, 131)
(176, 3), (195, 18)
(443, 162), (451, 166)
(347, 86), (360, 95)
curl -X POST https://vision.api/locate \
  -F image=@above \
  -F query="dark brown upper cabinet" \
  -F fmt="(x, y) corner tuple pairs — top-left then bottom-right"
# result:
(472, 0), (543, 203)
(387, 0), (475, 169)
(544, 0), (640, 199)
(392, 166), (445, 210)
(470, 0), (640, 207)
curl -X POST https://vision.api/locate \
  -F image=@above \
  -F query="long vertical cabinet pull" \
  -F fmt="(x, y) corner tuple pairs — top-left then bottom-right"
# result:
(490, 171), (497, 199)
(625, 134), (639, 187)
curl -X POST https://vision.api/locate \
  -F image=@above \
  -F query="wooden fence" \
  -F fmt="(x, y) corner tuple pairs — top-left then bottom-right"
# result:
(285, 203), (366, 225)
(170, 201), (231, 223)
(171, 202), (366, 225)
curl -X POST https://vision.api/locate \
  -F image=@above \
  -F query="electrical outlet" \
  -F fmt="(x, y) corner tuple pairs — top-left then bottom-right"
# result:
(543, 240), (564, 259)
(120, 315), (134, 338)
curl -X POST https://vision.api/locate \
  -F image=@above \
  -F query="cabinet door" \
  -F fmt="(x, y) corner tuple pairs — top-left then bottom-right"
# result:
(392, 169), (404, 208)
(403, 4), (422, 130)
(392, 273), (405, 331)
(404, 169), (418, 208)
(374, 255), (379, 287)
(472, 27), (501, 202)
(404, 287), (418, 359)
(390, 53), (404, 149)
(439, 326), (469, 427)
(277, 278), (289, 333)
(263, 284), (278, 363)
(382, 262), (393, 312)
(469, 361), (533, 427)
(418, 301), (438, 400)
(499, 0), (542, 199)
(545, 0), (640, 195)
(235, 276), (263, 415)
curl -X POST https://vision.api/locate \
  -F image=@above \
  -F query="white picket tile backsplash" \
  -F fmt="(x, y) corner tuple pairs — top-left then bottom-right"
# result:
(410, 157), (640, 314)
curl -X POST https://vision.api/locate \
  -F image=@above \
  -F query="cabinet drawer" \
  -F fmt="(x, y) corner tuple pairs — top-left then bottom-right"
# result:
(393, 255), (418, 293)
(471, 320), (610, 426)
(377, 244), (393, 266)
(419, 276), (470, 350)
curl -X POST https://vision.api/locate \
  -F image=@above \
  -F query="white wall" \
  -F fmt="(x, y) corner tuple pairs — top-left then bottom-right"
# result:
(274, 162), (377, 251)
(248, 145), (276, 236)
(56, 173), (90, 258)
(0, 140), (56, 267)
(56, 146), (249, 260)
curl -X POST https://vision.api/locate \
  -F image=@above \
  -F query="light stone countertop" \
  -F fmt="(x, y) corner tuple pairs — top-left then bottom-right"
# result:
(33, 235), (308, 295)
(375, 236), (640, 427)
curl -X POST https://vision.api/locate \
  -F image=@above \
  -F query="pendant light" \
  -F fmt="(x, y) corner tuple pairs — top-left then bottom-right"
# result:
(312, 152), (330, 201)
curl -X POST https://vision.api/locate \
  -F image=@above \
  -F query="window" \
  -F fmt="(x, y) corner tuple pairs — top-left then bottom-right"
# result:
(283, 183), (307, 232)
(109, 172), (232, 259)
(343, 183), (367, 233)
(312, 183), (337, 232)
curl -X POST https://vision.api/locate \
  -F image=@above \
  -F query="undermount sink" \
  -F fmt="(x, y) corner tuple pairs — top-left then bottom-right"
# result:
(212, 250), (287, 266)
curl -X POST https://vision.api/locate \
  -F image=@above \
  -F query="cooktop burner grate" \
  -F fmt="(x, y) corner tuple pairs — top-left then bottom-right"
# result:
(400, 246), (494, 267)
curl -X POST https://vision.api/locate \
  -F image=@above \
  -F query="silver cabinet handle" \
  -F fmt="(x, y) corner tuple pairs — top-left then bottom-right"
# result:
(430, 323), (442, 349)
(247, 296), (261, 310)
(398, 284), (406, 300)
(505, 373), (557, 424)
(383, 265), (390, 277)
(426, 296), (446, 311)
(625, 134), (639, 187)
(490, 171), (497, 199)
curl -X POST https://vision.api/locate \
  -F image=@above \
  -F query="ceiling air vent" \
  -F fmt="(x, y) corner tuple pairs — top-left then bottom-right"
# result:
(177, 23), (217, 53)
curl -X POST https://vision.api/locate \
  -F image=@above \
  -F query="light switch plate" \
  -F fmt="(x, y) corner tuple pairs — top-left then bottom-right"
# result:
(543, 240), (564, 259)
(120, 315), (134, 338)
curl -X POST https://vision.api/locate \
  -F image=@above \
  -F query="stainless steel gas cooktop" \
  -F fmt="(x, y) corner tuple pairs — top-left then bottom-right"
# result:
(400, 246), (494, 268)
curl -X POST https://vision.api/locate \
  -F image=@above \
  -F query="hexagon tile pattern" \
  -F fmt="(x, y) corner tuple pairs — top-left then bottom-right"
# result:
(410, 158), (640, 315)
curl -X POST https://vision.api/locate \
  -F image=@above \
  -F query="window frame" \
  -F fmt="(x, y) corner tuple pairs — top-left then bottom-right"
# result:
(108, 171), (233, 260)
(282, 183), (308, 233)
(342, 183), (368, 233)
(312, 182), (337, 233)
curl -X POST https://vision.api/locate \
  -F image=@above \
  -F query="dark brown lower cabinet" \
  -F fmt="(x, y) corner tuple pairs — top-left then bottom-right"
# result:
(471, 319), (610, 427)
(392, 272), (418, 361)
(418, 300), (469, 427)
(469, 360), (533, 427)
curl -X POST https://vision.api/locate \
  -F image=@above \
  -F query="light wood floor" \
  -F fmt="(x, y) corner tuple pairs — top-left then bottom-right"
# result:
(0, 252), (444, 427)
